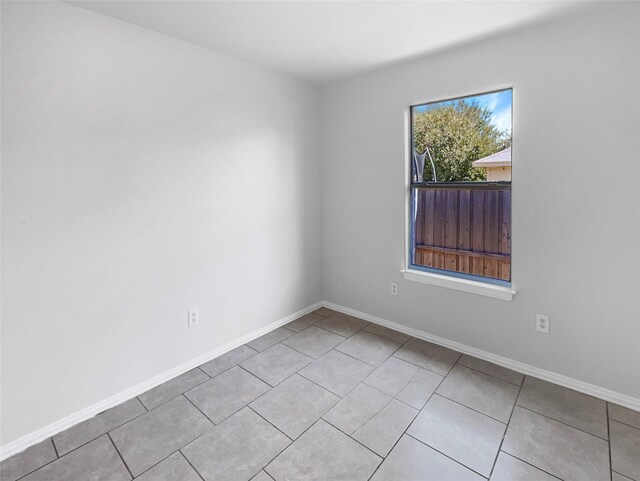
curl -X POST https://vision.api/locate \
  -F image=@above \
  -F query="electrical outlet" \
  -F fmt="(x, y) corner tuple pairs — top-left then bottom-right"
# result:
(536, 314), (550, 334)
(188, 309), (199, 327)
(391, 282), (398, 295)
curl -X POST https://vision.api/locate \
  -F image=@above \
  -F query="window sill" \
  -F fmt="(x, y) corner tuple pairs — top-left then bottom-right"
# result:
(401, 268), (516, 301)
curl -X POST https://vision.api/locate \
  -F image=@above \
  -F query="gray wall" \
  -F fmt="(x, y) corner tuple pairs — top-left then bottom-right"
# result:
(321, 4), (640, 399)
(1, 1), (322, 445)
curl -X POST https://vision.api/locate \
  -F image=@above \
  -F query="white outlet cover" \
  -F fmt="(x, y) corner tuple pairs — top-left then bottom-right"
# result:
(391, 282), (398, 295)
(536, 314), (550, 334)
(188, 309), (199, 327)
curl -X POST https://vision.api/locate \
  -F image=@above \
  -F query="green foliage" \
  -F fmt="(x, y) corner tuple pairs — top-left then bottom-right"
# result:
(413, 100), (511, 182)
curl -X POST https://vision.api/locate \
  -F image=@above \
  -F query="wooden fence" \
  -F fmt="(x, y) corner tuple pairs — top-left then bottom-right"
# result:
(413, 183), (511, 281)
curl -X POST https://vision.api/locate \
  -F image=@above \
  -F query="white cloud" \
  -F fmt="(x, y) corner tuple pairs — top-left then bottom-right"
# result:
(492, 106), (512, 134)
(484, 92), (500, 112)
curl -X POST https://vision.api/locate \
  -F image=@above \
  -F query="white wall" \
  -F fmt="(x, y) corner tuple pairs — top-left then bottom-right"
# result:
(321, 4), (640, 399)
(1, 1), (321, 445)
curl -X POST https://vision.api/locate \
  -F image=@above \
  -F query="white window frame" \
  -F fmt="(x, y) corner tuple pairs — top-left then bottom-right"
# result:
(401, 90), (516, 302)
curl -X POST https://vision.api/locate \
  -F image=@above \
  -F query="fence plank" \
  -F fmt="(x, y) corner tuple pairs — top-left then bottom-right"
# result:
(471, 190), (485, 276)
(458, 190), (471, 273)
(444, 190), (458, 271)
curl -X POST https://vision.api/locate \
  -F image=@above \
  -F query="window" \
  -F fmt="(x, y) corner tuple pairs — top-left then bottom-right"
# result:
(407, 89), (513, 291)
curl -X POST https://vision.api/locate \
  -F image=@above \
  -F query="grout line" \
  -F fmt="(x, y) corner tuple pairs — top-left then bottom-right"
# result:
(179, 451), (206, 481)
(331, 346), (394, 369)
(50, 438), (59, 459)
(199, 351), (260, 380)
(309, 418), (384, 461)
(515, 404), (610, 441)
(454, 358), (522, 384)
(132, 450), (189, 480)
(279, 337), (345, 361)
(487, 369), (524, 478)
(310, 323), (352, 340)
(403, 432), (490, 479)
(323, 385), (395, 434)
(196, 366), (212, 379)
(366, 363), (448, 481)
(431, 393), (509, 425)
(496, 451), (563, 480)
(106, 433), (134, 479)
(181, 394), (218, 427)
(607, 416), (640, 432)
(11, 453), (61, 481)
(138, 376), (213, 412)
(136, 396), (149, 411)
(607, 403), (613, 481)
(246, 406), (293, 442)
(235, 362), (296, 390)
(42, 405), (151, 463)
(455, 356), (524, 387)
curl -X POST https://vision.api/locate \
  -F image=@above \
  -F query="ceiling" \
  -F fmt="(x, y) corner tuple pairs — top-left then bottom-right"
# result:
(69, 1), (595, 84)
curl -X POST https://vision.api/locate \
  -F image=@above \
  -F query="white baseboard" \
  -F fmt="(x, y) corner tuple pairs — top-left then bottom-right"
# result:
(323, 301), (640, 412)
(0, 301), (323, 462)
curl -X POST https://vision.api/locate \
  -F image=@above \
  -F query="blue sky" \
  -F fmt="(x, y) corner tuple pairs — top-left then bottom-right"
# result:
(415, 89), (512, 135)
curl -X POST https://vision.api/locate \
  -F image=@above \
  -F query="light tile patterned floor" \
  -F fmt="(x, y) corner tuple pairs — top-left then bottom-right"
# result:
(2, 308), (639, 481)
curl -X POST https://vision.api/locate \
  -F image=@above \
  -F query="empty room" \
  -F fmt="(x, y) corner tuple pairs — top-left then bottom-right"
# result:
(1, 1), (639, 480)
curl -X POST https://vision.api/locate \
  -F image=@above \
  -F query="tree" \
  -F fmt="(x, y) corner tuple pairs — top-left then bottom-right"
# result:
(413, 100), (511, 182)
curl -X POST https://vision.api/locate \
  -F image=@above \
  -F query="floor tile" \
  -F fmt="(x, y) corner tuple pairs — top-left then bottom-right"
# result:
(517, 376), (608, 438)
(502, 406), (610, 481)
(138, 368), (209, 410)
(250, 374), (339, 438)
(53, 397), (146, 456)
(396, 368), (443, 410)
(314, 313), (368, 337)
(352, 399), (417, 457)
(393, 338), (441, 367)
(323, 383), (391, 435)
(199, 345), (258, 378)
(610, 420), (640, 480)
(265, 420), (381, 481)
(363, 324), (412, 344)
(457, 355), (524, 385)
(299, 350), (374, 396)
(490, 452), (559, 481)
(247, 327), (295, 352)
(609, 403), (640, 429)
(182, 408), (290, 481)
(436, 365), (519, 423)
(335, 331), (401, 367)
(110, 396), (212, 476)
(286, 313), (323, 332)
(0, 439), (57, 481)
(240, 344), (313, 387)
(252, 471), (275, 481)
(135, 452), (201, 481)
(185, 366), (270, 423)
(370, 435), (484, 481)
(407, 394), (505, 477)
(313, 307), (338, 317)
(424, 347), (461, 375)
(363, 356), (419, 396)
(20, 436), (130, 481)
(281, 326), (345, 359)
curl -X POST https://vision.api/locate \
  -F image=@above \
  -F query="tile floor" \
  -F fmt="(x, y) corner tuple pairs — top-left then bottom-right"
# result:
(2, 308), (639, 481)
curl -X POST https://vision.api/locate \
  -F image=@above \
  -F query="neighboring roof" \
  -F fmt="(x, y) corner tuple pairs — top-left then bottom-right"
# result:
(472, 147), (512, 168)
